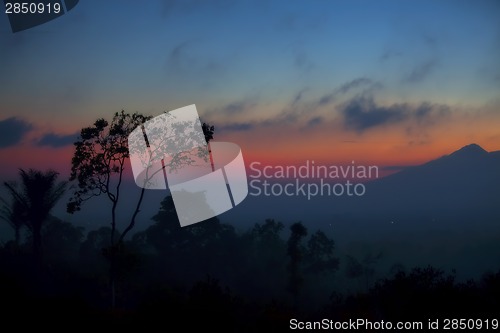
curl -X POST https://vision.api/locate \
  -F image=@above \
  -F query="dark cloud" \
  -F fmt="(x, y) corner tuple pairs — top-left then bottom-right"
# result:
(404, 59), (438, 83)
(341, 96), (410, 132)
(166, 40), (222, 77)
(291, 88), (307, 107)
(340, 96), (451, 132)
(210, 77), (450, 135)
(203, 99), (258, 129)
(293, 49), (314, 73)
(338, 78), (375, 94)
(414, 102), (433, 119)
(380, 49), (402, 62)
(0, 117), (33, 148)
(167, 40), (194, 70)
(318, 94), (335, 107)
(214, 78), (381, 132)
(422, 34), (438, 49)
(317, 78), (378, 107)
(414, 102), (450, 124)
(218, 122), (255, 132)
(252, 81), (354, 127)
(37, 132), (78, 148)
(219, 101), (257, 115)
(306, 116), (323, 127)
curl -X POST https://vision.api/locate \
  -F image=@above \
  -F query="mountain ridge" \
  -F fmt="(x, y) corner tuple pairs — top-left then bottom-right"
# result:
(357, 143), (500, 223)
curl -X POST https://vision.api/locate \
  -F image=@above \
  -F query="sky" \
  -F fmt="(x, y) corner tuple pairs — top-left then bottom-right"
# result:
(1, 0), (500, 180)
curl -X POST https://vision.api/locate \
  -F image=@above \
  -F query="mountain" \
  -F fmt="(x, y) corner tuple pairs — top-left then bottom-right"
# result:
(219, 143), (500, 232)
(219, 144), (500, 279)
(353, 143), (500, 224)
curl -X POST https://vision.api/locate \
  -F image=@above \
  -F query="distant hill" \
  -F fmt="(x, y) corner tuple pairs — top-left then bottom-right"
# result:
(218, 144), (500, 279)
(220, 143), (500, 230)
(353, 143), (500, 224)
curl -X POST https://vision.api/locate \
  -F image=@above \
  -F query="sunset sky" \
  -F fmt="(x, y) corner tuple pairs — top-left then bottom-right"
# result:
(1, 0), (499, 180)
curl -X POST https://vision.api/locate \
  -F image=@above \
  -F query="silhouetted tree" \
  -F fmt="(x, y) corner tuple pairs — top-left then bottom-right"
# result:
(67, 110), (216, 308)
(248, 219), (286, 263)
(287, 222), (308, 305)
(251, 219), (284, 245)
(3, 169), (67, 263)
(233, 219), (288, 299)
(201, 122), (214, 142)
(305, 230), (339, 274)
(132, 195), (238, 287)
(68, 112), (216, 244)
(67, 111), (151, 307)
(371, 266), (457, 319)
(79, 226), (115, 276)
(67, 111), (151, 243)
(0, 197), (26, 246)
(202, 122), (215, 171)
(345, 255), (364, 279)
(345, 252), (383, 291)
(41, 216), (84, 265)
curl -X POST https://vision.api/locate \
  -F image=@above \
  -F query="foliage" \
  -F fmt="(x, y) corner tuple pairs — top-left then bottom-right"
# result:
(67, 111), (150, 242)
(3, 168), (67, 261)
(287, 222), (308, 300)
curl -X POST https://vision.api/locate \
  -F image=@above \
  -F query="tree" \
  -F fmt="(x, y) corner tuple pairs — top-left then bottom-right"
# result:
(287, 222), (308, 304)
(67, 110), (152, 308)
(132, 195), (238, 285)
(68, 111), (215, 244)
(67, 110), (215, 307)
(305, 230), (339, 274)
(345, 252), (383, 291)
(0, 196), (26, 247)
(202, 122), (215, 171)
(248, 219), (286, 270)
(67, 111), (151, 244)
(41, 216), (84, 265)
(3, 169), (67, 262)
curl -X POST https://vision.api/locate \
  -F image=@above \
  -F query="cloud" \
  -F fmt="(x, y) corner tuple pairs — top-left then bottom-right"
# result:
(245, 78), (379, 128)
(0, 117), (33, 148)
(414, 102), (450, 124)
(293, 49), (314, 73)
(380, 49), (402, 62)
(166, 40), (222, 77)
(211, 78), (382, 132)
(341, 96), (410, 132)
(217, 100), (257, 115)
(37, 132), (78, 148)
(340, 96), (450, 133)
(422, 33), (438, 49)
(291, 88), (308, 107)
(317, 78), (379, 107)
(203, 99), (259, 131)
(306, 116), (323, 127)
(167, 40), (195, 71)
(217, 122), (255, 132)
(404, 59), (438, 83)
